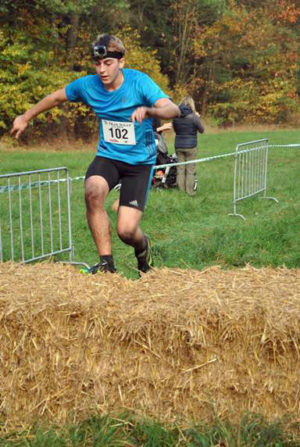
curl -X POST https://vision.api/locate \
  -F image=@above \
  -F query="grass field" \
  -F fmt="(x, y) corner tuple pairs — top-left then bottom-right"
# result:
(1, 129), (299, 278)
(0, 128), (300, 445)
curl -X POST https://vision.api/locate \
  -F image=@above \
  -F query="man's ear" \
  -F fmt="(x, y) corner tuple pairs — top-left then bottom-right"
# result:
(119, 57), (125, 69)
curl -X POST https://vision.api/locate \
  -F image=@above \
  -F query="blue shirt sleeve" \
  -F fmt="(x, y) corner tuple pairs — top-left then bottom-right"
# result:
(138, 73), (169, 107)
(65, 78), (85, 102)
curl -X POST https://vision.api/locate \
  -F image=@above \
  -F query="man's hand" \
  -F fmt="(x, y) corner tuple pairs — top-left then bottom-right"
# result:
(10, 88), (67, 139)
(157, 122), (172, 133)
(131, 106), (151, 124)
(10, 115), (29, 139)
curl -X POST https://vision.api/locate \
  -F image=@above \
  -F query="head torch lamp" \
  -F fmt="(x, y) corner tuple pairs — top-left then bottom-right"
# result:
(92, 44), (124, 60)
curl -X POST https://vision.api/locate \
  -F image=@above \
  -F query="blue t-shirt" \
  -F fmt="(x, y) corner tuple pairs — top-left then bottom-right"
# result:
(65, 68), (168, 165)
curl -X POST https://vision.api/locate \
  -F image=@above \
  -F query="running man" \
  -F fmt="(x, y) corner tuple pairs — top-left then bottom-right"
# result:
(10, 34), (180, 274)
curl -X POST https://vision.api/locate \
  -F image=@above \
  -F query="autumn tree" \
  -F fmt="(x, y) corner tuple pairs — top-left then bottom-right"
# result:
(0, 1), (171, 140)
(189, 0), (299, 124)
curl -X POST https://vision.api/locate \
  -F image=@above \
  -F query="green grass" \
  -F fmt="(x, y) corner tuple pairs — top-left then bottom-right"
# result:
(1, 412), (299, 446)
(1, 129), (299, 278)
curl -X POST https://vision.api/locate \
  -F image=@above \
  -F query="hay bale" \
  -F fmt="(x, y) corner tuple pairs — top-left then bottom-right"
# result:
(0, 262), (299, 429)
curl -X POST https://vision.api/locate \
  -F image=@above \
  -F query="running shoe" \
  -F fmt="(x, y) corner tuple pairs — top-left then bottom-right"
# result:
(135, 235), (153, 273)
(80, 260), (116, 274)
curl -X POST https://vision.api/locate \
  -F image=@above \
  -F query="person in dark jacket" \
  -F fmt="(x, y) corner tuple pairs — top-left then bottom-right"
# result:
(172, 96), (204, 195)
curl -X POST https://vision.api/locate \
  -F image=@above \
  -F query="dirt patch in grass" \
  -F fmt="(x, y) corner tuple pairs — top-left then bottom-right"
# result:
(0, 262), (299, 429)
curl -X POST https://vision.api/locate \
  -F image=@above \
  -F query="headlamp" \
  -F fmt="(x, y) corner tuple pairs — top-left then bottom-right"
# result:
(92, 44), (124, 60)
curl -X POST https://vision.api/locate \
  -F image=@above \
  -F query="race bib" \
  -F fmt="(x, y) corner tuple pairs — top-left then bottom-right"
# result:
(102, 120), (136, 145)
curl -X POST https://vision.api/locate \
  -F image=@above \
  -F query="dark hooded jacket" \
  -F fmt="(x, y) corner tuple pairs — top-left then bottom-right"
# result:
(172, 105), (204, 149)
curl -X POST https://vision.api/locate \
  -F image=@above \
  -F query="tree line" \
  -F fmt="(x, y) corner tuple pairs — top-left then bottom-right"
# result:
(0, 0), (299, 141)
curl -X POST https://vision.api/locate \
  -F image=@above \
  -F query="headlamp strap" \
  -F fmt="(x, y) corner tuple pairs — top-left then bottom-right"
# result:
(92, 44), (123, 60)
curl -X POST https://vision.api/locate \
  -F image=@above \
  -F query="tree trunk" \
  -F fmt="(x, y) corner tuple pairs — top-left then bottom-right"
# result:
(66, 13), (79, 61)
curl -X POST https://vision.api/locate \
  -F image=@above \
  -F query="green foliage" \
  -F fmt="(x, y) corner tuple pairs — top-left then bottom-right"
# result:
(127, 0), (174, 73)
(118, 27), (171, 95)
(0, 0), (99, 17)
(0, 30), (73, 132)
(0, 0), (299, 139)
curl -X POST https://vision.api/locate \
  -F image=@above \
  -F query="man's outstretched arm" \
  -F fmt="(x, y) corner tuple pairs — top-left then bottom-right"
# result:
(10, 88), (67, 139)
(131, 98), (180, 124)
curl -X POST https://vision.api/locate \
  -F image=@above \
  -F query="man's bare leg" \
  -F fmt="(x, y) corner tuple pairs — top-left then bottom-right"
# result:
(117, 206), (153, 272)
(85, 176), (114, 269)
(116, 205), (144, 249)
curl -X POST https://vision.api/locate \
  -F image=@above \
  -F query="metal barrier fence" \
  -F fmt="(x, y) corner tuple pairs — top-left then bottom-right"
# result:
(0, 167), (87, 267)
(228, 139), (278, 220)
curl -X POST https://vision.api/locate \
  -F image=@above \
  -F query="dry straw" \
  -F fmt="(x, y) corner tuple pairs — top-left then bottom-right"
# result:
(0, 262), (299, 430)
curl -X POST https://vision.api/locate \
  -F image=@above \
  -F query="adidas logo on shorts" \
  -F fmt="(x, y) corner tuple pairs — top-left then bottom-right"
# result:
(129, 200), (139, 207)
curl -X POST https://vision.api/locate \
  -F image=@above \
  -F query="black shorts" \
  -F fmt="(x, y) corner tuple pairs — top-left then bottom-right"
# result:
(85, 156), (154, 211)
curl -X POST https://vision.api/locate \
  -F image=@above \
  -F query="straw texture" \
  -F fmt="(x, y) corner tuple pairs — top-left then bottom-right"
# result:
(0, 262), (299, 429)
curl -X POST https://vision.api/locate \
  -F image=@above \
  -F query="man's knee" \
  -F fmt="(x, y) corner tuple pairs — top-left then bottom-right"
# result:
(85, 178), (108, 210)
(85, 189), (101, 211)
(117, 224), (136, 243)
(116, 206), (142, 244)
(117, 218), (139, 243)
